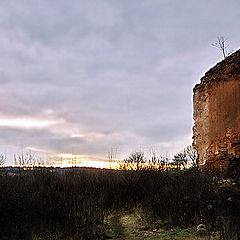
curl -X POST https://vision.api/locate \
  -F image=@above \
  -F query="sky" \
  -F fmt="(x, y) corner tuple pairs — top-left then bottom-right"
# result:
(0, 0), (239, 166)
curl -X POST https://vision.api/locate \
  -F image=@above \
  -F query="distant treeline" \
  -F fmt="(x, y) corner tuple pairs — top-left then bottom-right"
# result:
(0, 168), (239, 239)
(0, 145), (198, 169)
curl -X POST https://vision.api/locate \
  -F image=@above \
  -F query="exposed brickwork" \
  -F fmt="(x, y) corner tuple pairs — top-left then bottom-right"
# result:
(193, 50), (240, 172)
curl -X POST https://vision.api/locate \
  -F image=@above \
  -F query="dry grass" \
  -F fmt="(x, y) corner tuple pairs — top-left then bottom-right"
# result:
(0, 167), (239, 239)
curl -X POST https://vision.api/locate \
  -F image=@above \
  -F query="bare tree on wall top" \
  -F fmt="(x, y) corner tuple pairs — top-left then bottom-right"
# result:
(212, 36), (232, 59)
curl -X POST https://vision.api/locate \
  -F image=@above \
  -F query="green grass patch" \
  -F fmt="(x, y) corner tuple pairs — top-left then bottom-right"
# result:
(148, 228), (196, 240)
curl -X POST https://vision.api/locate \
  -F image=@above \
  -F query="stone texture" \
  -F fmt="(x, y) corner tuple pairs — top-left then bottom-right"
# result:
(193, 50), (240, 172)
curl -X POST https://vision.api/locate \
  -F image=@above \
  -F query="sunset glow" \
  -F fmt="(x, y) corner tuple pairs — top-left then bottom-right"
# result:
(55, 153), (119, 169)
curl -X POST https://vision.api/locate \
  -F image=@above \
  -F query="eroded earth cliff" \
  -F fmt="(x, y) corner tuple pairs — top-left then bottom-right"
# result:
(193, 50), (240, 173)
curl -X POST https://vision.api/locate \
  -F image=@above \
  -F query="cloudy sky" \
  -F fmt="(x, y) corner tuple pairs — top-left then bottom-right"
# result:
(0, 0), (239, 165)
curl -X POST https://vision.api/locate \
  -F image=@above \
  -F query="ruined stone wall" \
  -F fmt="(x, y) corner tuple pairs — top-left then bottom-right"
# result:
(193, 50), (240, 171)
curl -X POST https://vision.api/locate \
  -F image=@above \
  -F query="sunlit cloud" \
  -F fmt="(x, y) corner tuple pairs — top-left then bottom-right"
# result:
(0, 118), (60, 128)
(71, 134), (85, 138)
(59, 153), (75, 159)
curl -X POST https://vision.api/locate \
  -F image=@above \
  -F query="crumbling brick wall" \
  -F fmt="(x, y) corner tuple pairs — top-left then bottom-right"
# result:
(193, 50), (240, 172)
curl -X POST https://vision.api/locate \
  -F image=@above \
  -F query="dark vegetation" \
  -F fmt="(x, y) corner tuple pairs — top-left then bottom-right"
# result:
(0, 167), (239, 239)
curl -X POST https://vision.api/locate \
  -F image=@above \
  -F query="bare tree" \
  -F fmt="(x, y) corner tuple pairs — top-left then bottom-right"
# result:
(124, 151), (146, 170)
(14, 150), (39, 167)
(0, 153), (6, 166)
(184, 145), (198, 167)
(107, 147), (118, 169)
(212, 36), (231, 59)
(148, 152), (171, 170)
(173, 151), (187, 169)
(149, 151), (158, 165)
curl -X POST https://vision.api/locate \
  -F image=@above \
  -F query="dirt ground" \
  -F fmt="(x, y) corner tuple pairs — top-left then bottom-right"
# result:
(104, 212), (219, 240)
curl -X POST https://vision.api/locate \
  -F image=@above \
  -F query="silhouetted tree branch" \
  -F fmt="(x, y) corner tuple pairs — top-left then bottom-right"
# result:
(0, 153), (6, 166)
(173, 151), (187, 169)
(124, 151), (146, 170)
(184, 145), (198, 167)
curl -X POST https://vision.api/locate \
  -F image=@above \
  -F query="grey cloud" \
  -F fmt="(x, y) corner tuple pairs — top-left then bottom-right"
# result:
(135, 121), (191, 142)
(0, 126), (86, 153)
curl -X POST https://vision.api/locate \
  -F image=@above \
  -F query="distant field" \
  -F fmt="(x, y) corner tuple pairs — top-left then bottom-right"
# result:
(0, 168), (239, 239)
